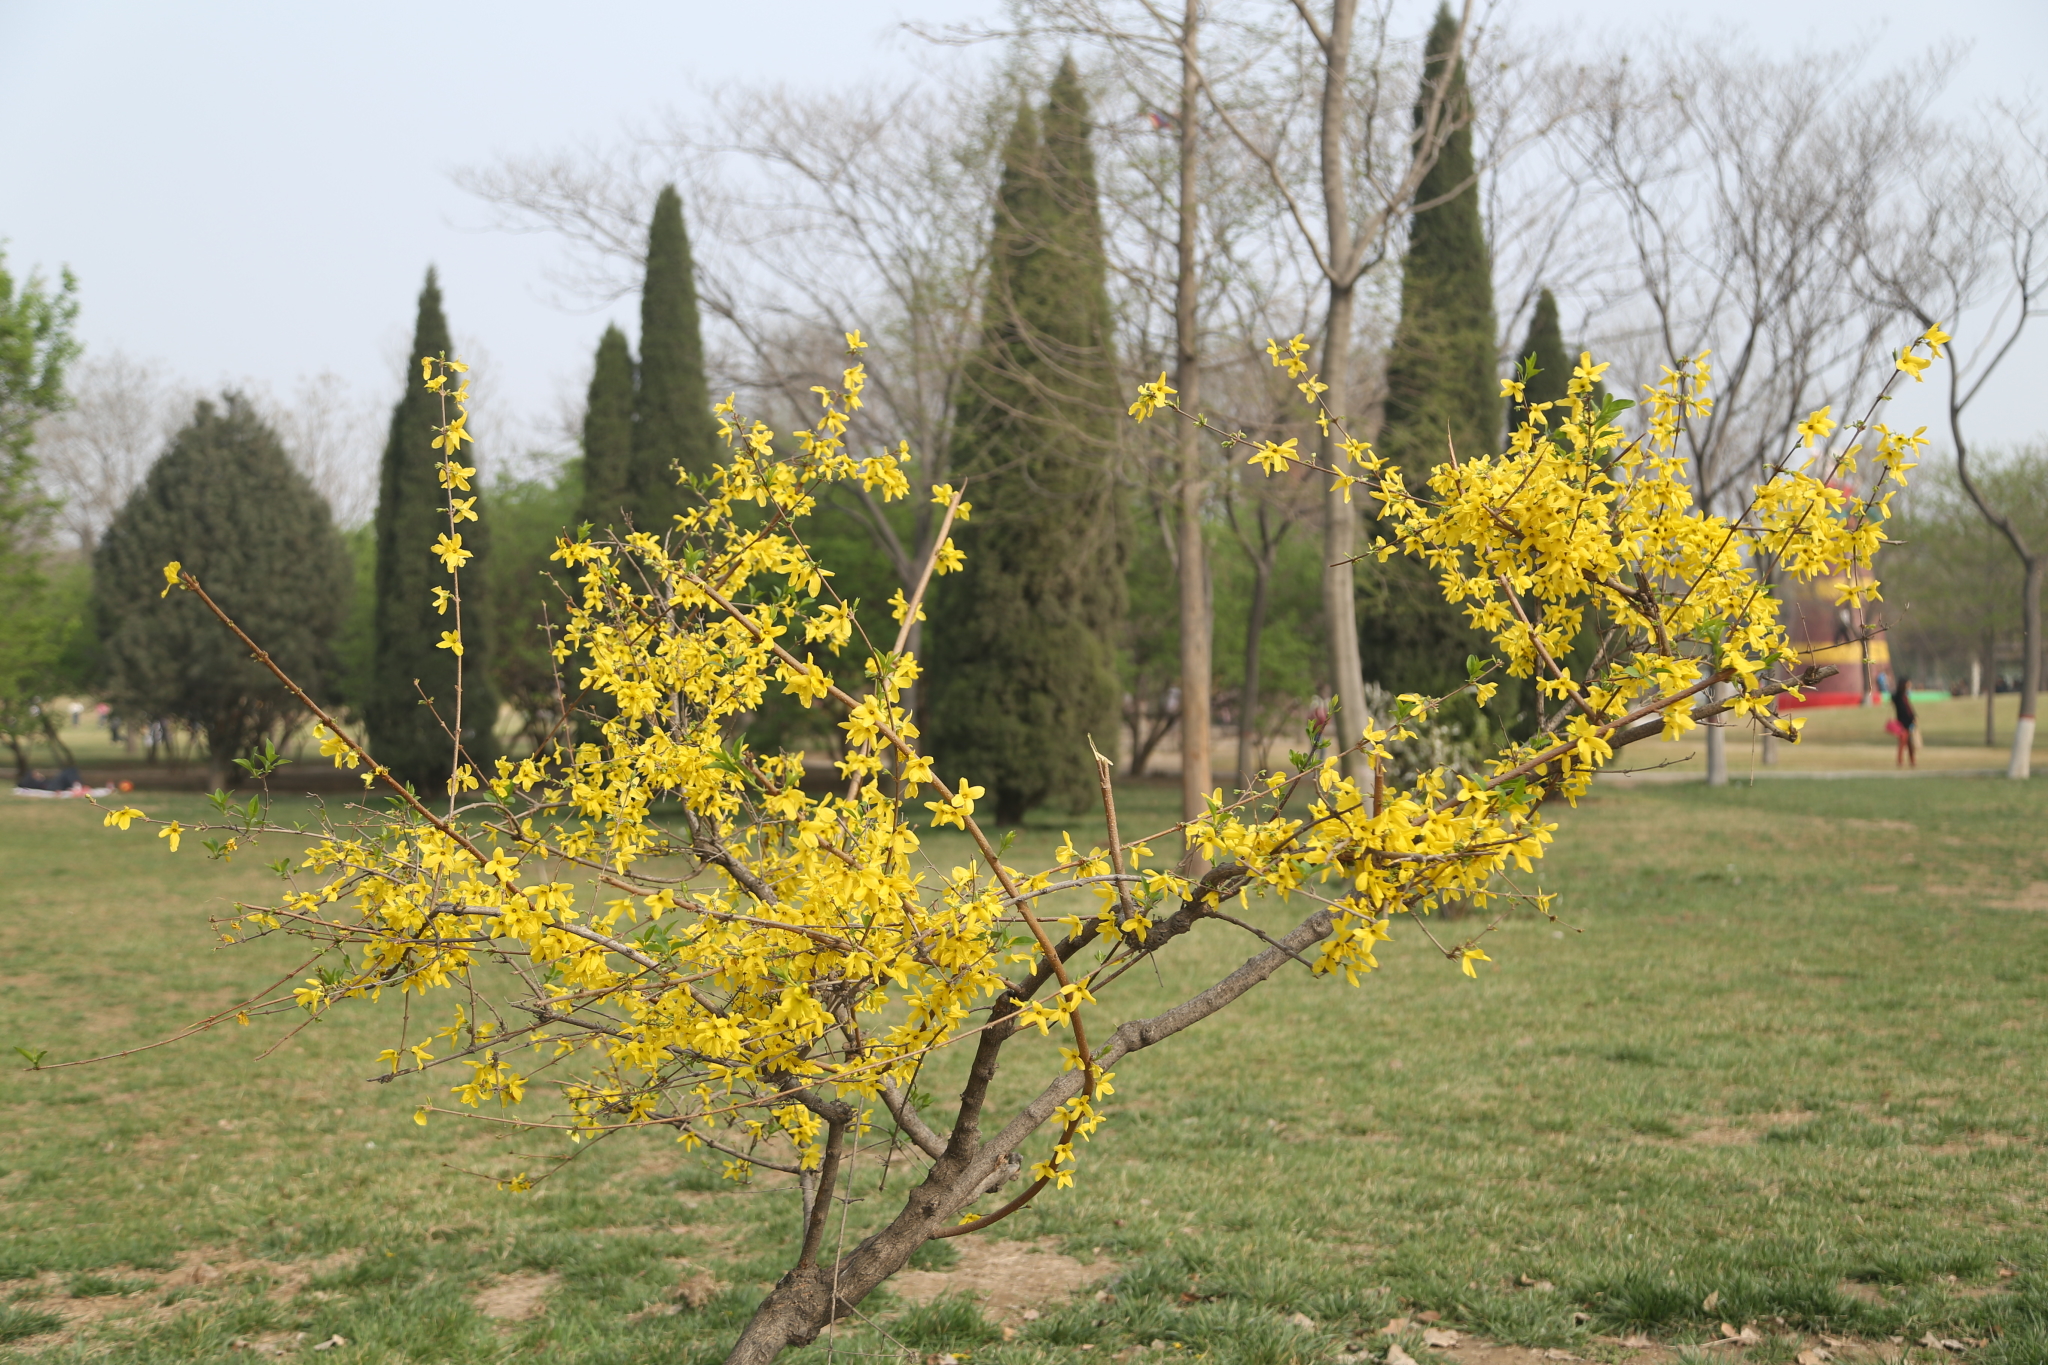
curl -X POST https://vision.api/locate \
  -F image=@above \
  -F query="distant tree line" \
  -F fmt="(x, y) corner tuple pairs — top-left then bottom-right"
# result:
(8, 2), (2045, 794)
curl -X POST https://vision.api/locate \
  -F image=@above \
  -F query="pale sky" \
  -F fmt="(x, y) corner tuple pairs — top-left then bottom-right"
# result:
(3, 0), (2042, 481)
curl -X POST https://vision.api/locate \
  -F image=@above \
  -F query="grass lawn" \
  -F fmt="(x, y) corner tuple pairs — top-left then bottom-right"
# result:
(2, 774), (2044, 1364)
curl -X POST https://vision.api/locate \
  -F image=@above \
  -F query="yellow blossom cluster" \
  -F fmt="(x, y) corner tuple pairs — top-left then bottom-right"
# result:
(115, 322), (1931, 1209)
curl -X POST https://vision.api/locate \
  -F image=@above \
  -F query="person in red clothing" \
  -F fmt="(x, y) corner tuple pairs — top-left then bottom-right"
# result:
(1887, 676), (1918, 768)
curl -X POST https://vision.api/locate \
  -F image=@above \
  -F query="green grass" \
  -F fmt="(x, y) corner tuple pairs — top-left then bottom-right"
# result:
(2, 776), (2045, 1363)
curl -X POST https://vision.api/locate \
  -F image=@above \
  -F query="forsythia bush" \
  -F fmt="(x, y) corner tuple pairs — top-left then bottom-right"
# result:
(100, 324), (1943, 1363)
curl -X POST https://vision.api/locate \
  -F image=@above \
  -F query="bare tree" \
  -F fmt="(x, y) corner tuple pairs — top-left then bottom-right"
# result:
(458, 75), (1009, 608)
(1852, 111), (2048, 777)
(33, 352), (187, 553)
(1888, 451), (2047, 744)
(1565, 43), (1947, 782)
(262, 371), (383, 528)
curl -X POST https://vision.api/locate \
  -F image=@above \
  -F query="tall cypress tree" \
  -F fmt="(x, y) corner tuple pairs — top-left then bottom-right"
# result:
(1359, 6), (1506, 708)
(578, 322), (636, 529)
(926, 59), (1125, 826)
(1506, 287), (1570, 435)
(368, 269), (498, 789)
(628, 185), (718, 529)
(1382, 4), (1497, 471)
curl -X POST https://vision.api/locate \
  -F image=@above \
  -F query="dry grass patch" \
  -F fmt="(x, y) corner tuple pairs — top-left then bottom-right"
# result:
(887, 1236), (1114, 1325)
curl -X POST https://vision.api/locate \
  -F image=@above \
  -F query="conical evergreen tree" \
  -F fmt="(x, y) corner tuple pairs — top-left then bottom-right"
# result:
(578, 323), (637, 529)
(1506, 288), (1570, 435)
(926, 60), (1126, 826)
(367, 269), (498, 789)
(96, 395), (349, 790)
(628, 185), (718, 529)
(1382, 3), (1497, 471)
(1359, 6), (1508, 711)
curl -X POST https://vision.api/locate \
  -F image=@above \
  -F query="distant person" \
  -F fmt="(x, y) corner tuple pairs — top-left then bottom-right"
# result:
(1887, 676), (1918, 769)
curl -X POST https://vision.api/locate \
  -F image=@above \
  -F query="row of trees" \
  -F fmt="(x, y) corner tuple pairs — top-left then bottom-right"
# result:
(461, 3), (2046, 797)
(10, 4), (2045, 795)
(1, 168), (740, 792)
(1887, 447), (2048, 723)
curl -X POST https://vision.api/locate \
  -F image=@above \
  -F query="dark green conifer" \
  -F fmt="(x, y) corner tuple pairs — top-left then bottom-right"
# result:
(1358, 6), (1509, 711)
(95, 395), (349, 789)
(367, 270), (498, 789)
(628, 185), (718, 528)
(578, 323), (637, 529)
(1506, 288), (1571, 435)
(926, 60), (1125, 826)
(1382, 4), (1497, 471)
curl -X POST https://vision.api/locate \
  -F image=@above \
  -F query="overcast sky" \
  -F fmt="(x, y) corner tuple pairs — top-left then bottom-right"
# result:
(3, 0), (2043, 477)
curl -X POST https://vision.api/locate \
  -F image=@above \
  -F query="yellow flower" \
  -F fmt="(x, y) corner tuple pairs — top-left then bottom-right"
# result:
(1569, 354), (1612, 394)
(157, 822), (183, 853)
(432, 533), (472, 572)
(314, 724), (360, 770)
(1795, 406), (1836, 448)
(888, 588), (925, 625)
(160, 561), (182, 597)
(431, 586), (453, 615)
(924, 779), (985, 830)
(102, 806), (144, 830)
(1264, 334), (1310, 377)
(437, 461), (476, 492)
(448, 496), (478, 523)
(1922, 322), (1950, 359)
(1251, 438), (1298, 474)
(1896, 347), (1931, 381)
(432, 414), (471, 454)
(437, 630), (464, 656)
(1127, 372), (1177, 422)
(1459, 947), (1491, 978)
(844, 329), (867, 352)
(778, 655), (832, 708)
(933, 538), (965, 575)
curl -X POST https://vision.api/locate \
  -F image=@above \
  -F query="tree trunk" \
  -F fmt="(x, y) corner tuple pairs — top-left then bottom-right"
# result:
(1984, 629), (1997, 747)
(2010, 559), (2040, 780)
(719, 1169), (955, 1365)
(1173, 0), (1210, 823)
(1319, 283), (1369, 792)
(1704, 683), (1728, 786)
(1312, 0), (1371, 795)
(1238, 553), (1272, 784)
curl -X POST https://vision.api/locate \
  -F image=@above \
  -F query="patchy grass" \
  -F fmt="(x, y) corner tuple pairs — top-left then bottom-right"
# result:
(2, 774), (2045, 1364)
